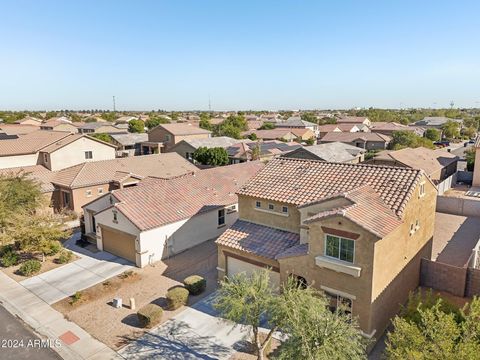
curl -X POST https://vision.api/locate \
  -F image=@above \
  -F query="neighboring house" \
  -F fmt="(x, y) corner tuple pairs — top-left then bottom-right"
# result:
(276, 117), (319, 137)
(318, 124), (364, 139)
(242, 128), (315, 142)
(116, 116), (138, 123)
(146, 123), (212, 152)
(369, 122), (424, 136)
(246, 120), (264, 131)
(472, 137), (480, 187)
(320, 132), (391, 150)
(216, 157), (436, 341)
(0, 131), (116, 170)
(0, 124), (39, 136)
(168, 136), (244, 161)
(282, 142), (366, 163)
(110, 133), (148, 157)
(78, 122), (126, 134)
(14, 116), (42, 126)
(367, 147), (458, 194)
(227, 140), (302, 163)
(413, 117), (463, 129)
(52, 153), (198, 213)
(83, 161), (265, 267)
(337, 116), (372, 127)
(40, 119), (80, 133)
(260, 113), (281, 123)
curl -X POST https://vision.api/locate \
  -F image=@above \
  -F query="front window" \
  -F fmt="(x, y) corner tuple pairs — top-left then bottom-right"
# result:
(86, 189), (92, 197)
(325, 235), (354, 263)
(255, 201), (261, 208)
(218, 209), (225, 226)
(282, 206), (288, 213)
(84, 151), (93, 159)
(325, 291), (353, 317)
(165, 134), (171, 142)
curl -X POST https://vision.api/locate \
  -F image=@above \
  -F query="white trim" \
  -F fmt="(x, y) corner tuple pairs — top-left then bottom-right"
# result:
(324, 234), (355, 263)
(320, 285), (356, 300)
(315, 255), (362, 278)
(216, 267), (225, 272)
(254, 207), (289, 217)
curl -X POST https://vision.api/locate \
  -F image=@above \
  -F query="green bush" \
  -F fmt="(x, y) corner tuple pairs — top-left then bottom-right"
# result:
(183, 275), (206, 295)
(70, 291), (83, 305)
(137, 303), (163, 328)
(46, 241), (62, 256)
(0, 244), (15, 256)
(56, 250), (73, 264)
(18, 259), (41, 276)
(1, 251), (18, 267)
(166, 286), (189, 310)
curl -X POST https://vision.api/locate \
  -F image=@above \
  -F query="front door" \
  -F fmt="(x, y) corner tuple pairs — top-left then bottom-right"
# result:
(92, 215), (96, 233)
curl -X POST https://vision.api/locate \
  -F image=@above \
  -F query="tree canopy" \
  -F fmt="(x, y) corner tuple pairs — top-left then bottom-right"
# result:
(145, 116), (170, 130)
(442, 120), (461, 139)
(424, 128), (440, 142)
(89, 133), (113, 143)
(214, 115), (248, 139)
(389, 131), (435, 150)
(193, 147), (229, 166)
(128, 119), (145, 133)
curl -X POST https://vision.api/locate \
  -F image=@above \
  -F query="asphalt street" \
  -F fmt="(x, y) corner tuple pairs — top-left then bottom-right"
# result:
(0, 305), (61, 360)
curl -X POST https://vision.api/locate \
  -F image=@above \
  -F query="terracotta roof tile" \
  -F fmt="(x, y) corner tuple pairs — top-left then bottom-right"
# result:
(215, 220), (300, 260)
(0, 131), (72, 156)
(238, 157), (422, 218)
(320, 132), (390, 143)
(0, 165), (55, 193)
(153, 123), (211, 135)
(110, 162), (265, 231)
(275, 243), (308, 259)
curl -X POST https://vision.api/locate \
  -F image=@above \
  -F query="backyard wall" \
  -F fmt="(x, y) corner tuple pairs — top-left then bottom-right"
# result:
(436, 195), (480, 217)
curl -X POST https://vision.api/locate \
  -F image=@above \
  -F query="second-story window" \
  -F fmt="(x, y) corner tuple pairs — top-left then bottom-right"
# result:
(85, 151), (93, 159)
(218, 209), (225, 226)
(255, 201), (261, 208)
(268, 203), (274, 210)
(419, 182), (426, 198)
(325, 235), (354, 263)
(43, 153), (48, 163)
(113, 211), (118, 222)
(282, 206), (288, 214)
(165, 134), (171, 142)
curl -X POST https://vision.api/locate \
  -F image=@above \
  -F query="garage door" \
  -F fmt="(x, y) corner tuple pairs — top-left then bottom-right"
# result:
(101, 226), (137, 263)
(227, 257), (280, 288)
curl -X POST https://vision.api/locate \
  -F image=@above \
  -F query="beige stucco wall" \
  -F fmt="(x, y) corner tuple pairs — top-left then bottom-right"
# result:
(148, 127), (210, 151)
(71, 184), (111, 213)
(473, 148), (480, 186)
(42, 137), (115, 171)
(0, 153), (39, 169)
(168, 142), (196, 160)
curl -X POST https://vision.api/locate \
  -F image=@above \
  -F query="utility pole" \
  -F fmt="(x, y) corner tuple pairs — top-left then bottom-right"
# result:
(113, 96), (116, 112)
(208, 95), (211, 112)
(450, 100), (454, 109)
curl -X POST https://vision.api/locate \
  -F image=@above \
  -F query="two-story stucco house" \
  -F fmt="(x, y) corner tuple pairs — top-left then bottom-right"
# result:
(145, 123), (212, 153)
(216, 157), (437, 342)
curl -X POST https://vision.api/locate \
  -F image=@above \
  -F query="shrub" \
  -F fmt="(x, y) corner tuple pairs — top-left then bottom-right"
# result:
(183, 275), (206, 295)
(56, 250), (73, 264)
(46, 241), (62, 256)
(0, 244), (15, 256)
(137, 303), (163, 328)
(70, 291), (83, 305)
(118, 270), (135, 279)
(18, 259), (41, 276)
(1, 250), (18, 267)
(166, 286), (189, 310)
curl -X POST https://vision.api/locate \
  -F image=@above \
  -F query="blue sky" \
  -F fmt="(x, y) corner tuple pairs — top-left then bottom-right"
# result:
(1, 0), (479, 110)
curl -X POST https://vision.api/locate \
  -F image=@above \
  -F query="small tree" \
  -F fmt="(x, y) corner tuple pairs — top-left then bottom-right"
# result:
(424, 128), (440, 141)
(258, 122), (275, 130)
(442, 120), (460, 139)
(128, 119), (145, 133)
(466, 147), (476, 171)
(215, 270), (278, 360)
(145, 116), (170, 130)
(193, 147), (229, 166)
(89, 133), (112, 143)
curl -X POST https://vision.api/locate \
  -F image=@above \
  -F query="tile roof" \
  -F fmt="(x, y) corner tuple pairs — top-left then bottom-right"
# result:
(52, 153), (198, 189)
(337, 116), (369, 124)
(154, 123), (212, 135)
(318, 124), (359, 132)
(79, 122), (118, 130)
(179, 136), (245, 149)
(282, 142), (365, 163)
(227, 140), (301, 160)
(415, 117), (463, 126)
(238, 157), (423, 218)
(110, 133), (148, 146)
(109, 161), (265, 231)
(320, 131), (391, 143)
(242, 129), (296, 140)
(277, 117), (317, 128)
(39, 134), (116, 153)
(373, 147), (458, 178)
(0, 131), (72, 156)
(0, 124), (39, 135)
(215, 220), (300, 260)
(303, 185), (403, 238)
(275, 243), (309, 260)
(0, 165), (55, 193)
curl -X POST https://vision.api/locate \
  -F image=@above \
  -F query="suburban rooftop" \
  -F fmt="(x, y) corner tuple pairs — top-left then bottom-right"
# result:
(153, 123), (212, 135)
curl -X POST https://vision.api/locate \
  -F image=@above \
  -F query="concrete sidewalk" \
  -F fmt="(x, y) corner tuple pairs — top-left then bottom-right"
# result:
(20, 233), (132, 304)
(0, 271), (122, 360)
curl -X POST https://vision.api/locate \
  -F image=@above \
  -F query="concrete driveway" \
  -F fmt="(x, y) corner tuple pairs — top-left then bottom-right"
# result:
(20, 233), (133, 304)
(119, 293), (250, 360)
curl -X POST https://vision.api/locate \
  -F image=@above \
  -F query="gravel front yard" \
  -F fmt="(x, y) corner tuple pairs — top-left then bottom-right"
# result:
(52, 239), (218, 350)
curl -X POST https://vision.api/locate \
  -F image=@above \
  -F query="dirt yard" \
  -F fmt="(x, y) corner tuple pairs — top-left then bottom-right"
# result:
(53, 239), (218, 350)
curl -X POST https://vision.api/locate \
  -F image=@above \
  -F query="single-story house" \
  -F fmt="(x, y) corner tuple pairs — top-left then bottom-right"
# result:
(369, 122), (424, 136)
(276, 117), (319, 137)
(318, 124), (366, 139)
(52, 153), (198, 213)
(14, 116), (43, 127)
(320, 132), (391, 150)
(227, 140), (302, 163)
(168, 136), (245, 161)
(78, 122), (126, 134)
(336, 116), (371, 127)
(414, 117), (463, 129)
(242, 128), (315, 142)
(40, 119), (80, 133)
(0, 124), (39, 136)
(82, 161), (265, 267)
(282, 142), (366, 163)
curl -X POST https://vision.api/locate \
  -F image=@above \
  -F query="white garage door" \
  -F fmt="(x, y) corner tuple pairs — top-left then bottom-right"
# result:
(227, 257), (280, 288)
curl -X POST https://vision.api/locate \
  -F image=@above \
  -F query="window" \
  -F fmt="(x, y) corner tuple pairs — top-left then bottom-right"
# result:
(165, 134), (171, 142)
(226, 204), (237, 213)
(218, 209), (225, 226)
(84, 151), (93, 159)
(282, 206), (288, 214)
(43, 153), (48, 163)
(419, 182), (426, 198)
(268, 203), (274, 210)
(325, 235), (354, 263)
(98, 188), (104, 195)
(109, 196), (113, 205)
(113, 211), (118, 222)
(86, 189), (92, 197)
(415, 219), (420, 231)
(255, 201), (261, 208)
(325, 291), (352, 317)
